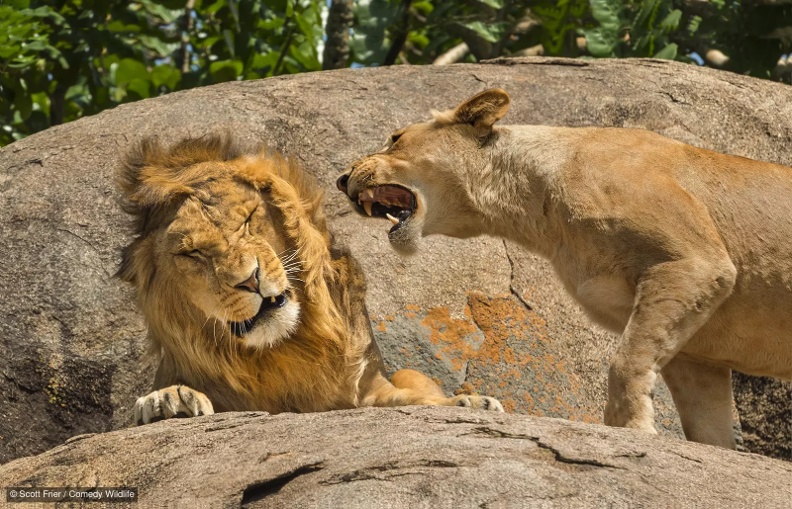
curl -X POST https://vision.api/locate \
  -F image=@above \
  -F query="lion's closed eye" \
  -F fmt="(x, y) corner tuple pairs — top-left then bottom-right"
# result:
(245, 206), (257, 225)
(242, 206), (258, 233)
(180, 249), (203, 260)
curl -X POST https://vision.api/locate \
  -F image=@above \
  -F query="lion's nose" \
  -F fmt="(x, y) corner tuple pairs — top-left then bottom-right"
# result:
(235, 268), (259, 293)
(336, 173), (349, 193)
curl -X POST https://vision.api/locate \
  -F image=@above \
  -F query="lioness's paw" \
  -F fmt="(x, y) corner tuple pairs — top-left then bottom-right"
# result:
(134, 385), (214, 425)
(450, 395), (504, 412)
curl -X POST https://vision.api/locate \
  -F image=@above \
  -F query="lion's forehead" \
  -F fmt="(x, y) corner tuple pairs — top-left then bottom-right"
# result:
(166, 189), (259, 248)
(200, 182), (260, 219)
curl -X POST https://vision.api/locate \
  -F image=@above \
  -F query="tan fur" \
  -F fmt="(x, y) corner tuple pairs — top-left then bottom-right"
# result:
(338, 89), (792, 448)
(119, 134), (503, 424)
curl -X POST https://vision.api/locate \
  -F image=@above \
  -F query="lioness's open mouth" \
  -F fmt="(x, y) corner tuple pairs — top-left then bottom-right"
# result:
(356, 185), (416, 233)
(229, 291), (289, 336)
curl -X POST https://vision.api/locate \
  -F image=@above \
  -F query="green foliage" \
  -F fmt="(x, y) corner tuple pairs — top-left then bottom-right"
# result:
(532, 0), (588, 56)
(0, 0), (323, 146)
(579, 0), (682, 59)
(3, 0), (792, 147)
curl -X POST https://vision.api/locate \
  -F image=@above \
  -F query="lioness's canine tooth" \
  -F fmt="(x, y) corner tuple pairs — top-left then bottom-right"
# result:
(364, 189), (375, 200)
(363, 201), (373, 216)
(386, 213), (399, 225)
(270, 296), (276, 304)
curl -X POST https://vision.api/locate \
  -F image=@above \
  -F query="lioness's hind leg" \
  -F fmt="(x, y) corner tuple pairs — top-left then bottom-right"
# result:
(662, 356), (736, 449)
(134, 385), (214, 425)
(605, 256), (736, 433)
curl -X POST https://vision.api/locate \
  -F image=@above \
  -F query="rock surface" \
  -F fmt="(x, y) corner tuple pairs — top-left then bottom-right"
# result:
(0, 57), (790, 462)
(1, 408), (790, 508)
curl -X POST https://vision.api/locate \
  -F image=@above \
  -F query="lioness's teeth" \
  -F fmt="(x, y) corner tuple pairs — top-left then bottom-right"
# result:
(363, 201), (373, 216)
(386, 213), (399, 225)
(364, 189), (375, 200)
(269, 296), (276, 304)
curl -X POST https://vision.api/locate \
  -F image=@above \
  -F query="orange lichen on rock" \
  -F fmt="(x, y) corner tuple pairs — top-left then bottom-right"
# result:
(419, 306), (483, 371)
(463, 292), (598, 423)
(372, 291), (601, 424)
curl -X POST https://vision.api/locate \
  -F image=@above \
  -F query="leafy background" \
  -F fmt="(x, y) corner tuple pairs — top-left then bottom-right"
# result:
(2, 0), (792, 146)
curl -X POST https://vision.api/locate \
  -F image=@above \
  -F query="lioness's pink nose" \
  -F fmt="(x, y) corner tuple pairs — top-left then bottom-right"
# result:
(337, 173), (349, 192)
(235, 268), (259, 293)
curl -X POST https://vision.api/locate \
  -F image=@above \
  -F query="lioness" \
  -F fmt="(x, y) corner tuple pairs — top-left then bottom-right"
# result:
(118, 134), (502, 424)
(337, 89), (792, 449)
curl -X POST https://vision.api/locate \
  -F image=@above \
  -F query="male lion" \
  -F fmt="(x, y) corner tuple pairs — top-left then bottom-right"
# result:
(118, 134), (502, 424)
(337, 88), (792, 449)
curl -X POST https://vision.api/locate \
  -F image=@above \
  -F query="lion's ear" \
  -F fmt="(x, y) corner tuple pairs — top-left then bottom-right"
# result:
(453, 88), (510, 134)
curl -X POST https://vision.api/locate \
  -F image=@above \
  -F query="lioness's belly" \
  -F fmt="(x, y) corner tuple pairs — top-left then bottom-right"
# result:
(681, 283), (792, 379)
(572, 273), (792, 379)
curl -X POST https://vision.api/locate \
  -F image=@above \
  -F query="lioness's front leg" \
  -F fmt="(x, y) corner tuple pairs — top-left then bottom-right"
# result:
(605, 257), (736, 432)
(134, 385), (214, 425)
(363, 369), (504, 412)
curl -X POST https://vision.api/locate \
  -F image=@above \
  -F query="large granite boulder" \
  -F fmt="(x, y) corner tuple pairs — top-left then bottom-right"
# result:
(0, 57), (789, 463)
(1, 408), (790, 508)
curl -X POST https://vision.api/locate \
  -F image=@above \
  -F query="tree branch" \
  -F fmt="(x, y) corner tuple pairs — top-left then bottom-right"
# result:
(322, 0), (354, 70)
(272, 21), (295, 76)
(383, 0), (413, 66)
(433, 42), (469, 65)
(178, 0), (196, 74)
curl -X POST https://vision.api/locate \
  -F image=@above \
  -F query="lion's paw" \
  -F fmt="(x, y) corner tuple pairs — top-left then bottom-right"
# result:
(450, 394), (504, 412)
(134, 385), (214, 425)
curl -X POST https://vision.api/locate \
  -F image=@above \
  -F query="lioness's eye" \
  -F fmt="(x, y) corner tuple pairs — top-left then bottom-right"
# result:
(180, 249), (202, 259)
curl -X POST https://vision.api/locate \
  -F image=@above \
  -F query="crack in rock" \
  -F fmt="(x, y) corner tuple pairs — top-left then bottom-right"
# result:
(321, 460), (459, 485)
(470, 72), (489, 86)
(240, 462), (324, 507)
(483, 57), (590, 67)
(502, 240), (533, 311)
(470, 426), (625, 470)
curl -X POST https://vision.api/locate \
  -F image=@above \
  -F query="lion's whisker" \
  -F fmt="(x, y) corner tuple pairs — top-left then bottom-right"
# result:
(280, 248), (300, 264)
(201, 302), (224, 335)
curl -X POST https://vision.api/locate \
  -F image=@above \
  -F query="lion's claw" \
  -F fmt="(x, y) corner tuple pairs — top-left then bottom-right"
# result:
(134, 385), (214, 425)
(450, 394), (504, 412)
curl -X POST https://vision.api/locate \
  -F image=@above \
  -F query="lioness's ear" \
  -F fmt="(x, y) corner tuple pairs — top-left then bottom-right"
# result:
(453, 88), (510, 133)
